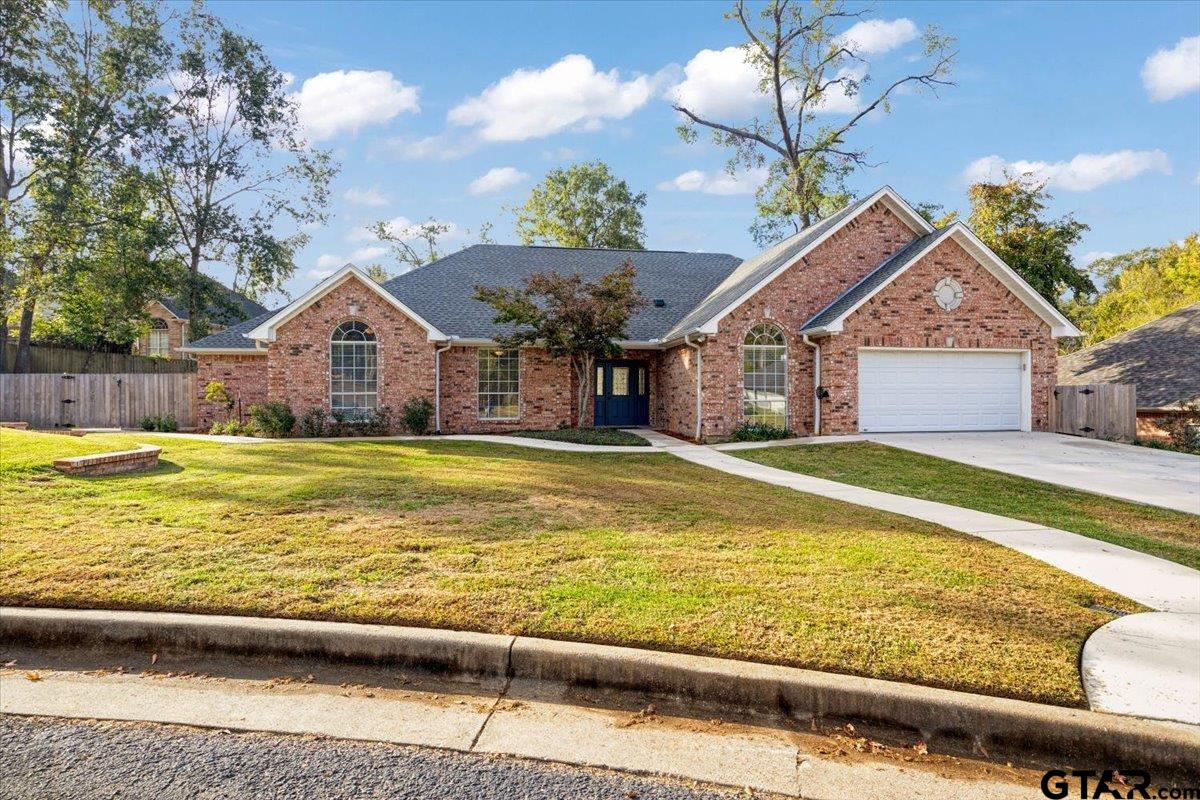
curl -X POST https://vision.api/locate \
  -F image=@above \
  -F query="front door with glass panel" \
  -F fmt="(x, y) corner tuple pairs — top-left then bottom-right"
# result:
(594, 360), (649, 427)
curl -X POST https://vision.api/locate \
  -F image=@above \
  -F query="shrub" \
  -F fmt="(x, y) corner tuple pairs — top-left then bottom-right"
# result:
(1160, 401), (1200, 454)
(203, 381), (235, 415)
(159, 413), (178, 433)
(401, 397), (434, 434)
(298, 407), (327, 438)
(248, 402), (295, 438)
(729, 422), (793, 442)
(140, 415), (156, 431)
(326, 406), (393, 437)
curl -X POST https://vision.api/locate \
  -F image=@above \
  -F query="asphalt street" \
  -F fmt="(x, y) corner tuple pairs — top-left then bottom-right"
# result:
(0, 715), (752, 800)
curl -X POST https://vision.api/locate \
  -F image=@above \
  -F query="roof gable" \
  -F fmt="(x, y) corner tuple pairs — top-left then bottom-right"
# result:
(245, 264), (446, 343)
(801, 222), (1081, 338)
(662, 186), (935, 341)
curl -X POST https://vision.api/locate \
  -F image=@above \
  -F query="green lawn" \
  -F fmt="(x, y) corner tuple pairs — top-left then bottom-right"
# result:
(737, 442), (1200, 569)
(0, 429), (1141, 707)
(508, 428), (649, 446)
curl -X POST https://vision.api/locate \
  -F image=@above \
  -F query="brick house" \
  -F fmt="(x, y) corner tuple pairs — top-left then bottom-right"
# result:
(181, 187), (1080, 439)
(134, 278), (266, 360)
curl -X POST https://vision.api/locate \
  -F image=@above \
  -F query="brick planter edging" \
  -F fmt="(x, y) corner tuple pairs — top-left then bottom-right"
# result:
(3, 607), (1196, 781)
(52, 445), (161, 477)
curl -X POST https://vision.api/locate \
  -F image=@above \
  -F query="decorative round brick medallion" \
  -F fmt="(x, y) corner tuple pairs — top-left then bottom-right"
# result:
(933, 277), (963, 311)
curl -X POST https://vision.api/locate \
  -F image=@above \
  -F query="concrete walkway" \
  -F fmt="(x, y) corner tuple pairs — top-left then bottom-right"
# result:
(1081, 613), (1200, 725)
(864, 432), (1200, 515)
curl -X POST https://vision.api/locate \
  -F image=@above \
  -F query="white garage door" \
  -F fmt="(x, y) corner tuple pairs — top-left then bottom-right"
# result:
(858, 349), (1025, 433)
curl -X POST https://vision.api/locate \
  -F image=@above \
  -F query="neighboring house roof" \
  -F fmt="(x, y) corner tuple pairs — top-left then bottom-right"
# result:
(180, 309), (277, 352)
(382, 244), (741, 341)
(1057, 302), (1200, 410)
(801, 222), (1081, 338)
(156, 276), (268, 326)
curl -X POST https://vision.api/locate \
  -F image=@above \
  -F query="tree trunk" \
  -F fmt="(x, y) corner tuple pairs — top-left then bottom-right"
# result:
(575, 355), (593, 429)
(0, 317), (8, 373)
(188, 246), (202, 320)
(13, 293), (37, 373)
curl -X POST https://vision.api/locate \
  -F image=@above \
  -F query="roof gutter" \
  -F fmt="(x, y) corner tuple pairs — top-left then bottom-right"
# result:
(683, 332), (705, 442)
(801, 334), (822, 436)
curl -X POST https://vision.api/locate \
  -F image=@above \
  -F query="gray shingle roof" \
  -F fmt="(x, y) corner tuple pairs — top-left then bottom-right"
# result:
(184, 309), (277, 350)
(1057, 302), (1200, 410)
(661, 192), (883, 340)
(803, 227), (946, 331)
(158, 276), (268, 326)
(382, 244), (742, 341)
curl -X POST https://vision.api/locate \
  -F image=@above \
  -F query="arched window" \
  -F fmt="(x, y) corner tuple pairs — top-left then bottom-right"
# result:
(148, 317), (170, 357)
(743, 323), (787, 428)
(330, 321), (377, 413)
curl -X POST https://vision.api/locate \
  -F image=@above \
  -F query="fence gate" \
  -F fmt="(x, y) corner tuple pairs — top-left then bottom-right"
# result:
(0, 373), (196, 429)
(1053, 384), (1136, 441)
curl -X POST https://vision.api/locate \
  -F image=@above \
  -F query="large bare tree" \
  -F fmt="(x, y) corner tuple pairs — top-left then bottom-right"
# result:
(673, 0), (955, 245)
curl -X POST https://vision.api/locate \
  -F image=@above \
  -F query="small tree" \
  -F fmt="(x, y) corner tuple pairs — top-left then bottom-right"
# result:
(203, 380), (235, 421)
(514, 162), (646, 249)
(475, 260), (646, 427)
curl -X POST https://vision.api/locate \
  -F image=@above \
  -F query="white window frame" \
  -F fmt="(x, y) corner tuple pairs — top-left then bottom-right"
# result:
(329, 320), (379, 415)
(742, 323), (788, 428)
(148, 318), (170, 357)
(477, 348), (520, 421)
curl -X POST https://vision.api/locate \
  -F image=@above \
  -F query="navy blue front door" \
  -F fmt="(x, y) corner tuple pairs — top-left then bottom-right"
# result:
(594, 360), (649, 427)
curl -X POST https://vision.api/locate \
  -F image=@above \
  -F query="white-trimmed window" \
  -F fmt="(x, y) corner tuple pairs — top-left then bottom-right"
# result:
(148, 318), (170, 357)
(743, 323), (787, 428)
(330, 321), (378, 413)
(478, 348), (519, 420)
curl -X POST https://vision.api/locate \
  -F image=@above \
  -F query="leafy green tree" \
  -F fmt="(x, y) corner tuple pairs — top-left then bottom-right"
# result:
(1065, 235), (1200, 347)
(967, 177), (1092, 308)
(139, 4), (336, 324)
(363, 219), (493, 280)
(514, 162), (646, 249)
(672, 0), (955, 245)
(913, 201), (958, 228)
(5, 0), (169, 372)
(475, 261), (646, 427)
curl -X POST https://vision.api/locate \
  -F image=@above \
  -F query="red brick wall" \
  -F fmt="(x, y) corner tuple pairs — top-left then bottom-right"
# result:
(135, 301), (190, 359)
(268, 276), (434, 431)
(657, 343), (700, 438)
(821, 236), (1056, 433)
(700, 201), (921, 438)
(196, 353), (268, 429)
(438, 345), (572, 432)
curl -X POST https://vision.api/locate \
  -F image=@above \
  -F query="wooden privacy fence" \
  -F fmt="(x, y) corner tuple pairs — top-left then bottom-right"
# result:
(1053, 384), (1136, 441)
(0, 373), (197, 429)
(3, 343), (196, 374)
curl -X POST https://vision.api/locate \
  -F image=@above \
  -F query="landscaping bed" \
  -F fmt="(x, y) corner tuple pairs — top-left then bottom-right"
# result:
(0, 429), (1141, 707)
(506, 428), (649, 446)
(737, 441), (1200, 569)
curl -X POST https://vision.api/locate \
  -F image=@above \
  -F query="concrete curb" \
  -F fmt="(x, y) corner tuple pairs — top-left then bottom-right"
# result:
(4, 607), (1198, 780)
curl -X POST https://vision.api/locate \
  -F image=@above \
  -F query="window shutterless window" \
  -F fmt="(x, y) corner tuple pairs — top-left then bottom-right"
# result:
(148, 317), (170, 357)
(743, 323), (787, 428)
(330, 321), (378, 414)
(478, 348), (519, 420)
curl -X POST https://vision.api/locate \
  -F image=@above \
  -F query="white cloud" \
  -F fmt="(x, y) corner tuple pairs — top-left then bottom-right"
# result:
(375, 133), (478, 161)
(469, 166), (529, 195)
(668, 46), (863, 118)
(657, 167), (768, 196)
(1081, 251), (1116, 266)
(307, 253), (346, 279)
(448, 54), (656, 141)
(668, 46), (761, 118)
(351, 245), (387, 262)
(293, 70), (419, 141)
(343, 186), (390, 207)
(961, 150), (1171, 192)
(1141, 36), (1200, 101)
(542, 146), (580, 161)
(836, 19), (919, 55)
(347, 216), (460, 244)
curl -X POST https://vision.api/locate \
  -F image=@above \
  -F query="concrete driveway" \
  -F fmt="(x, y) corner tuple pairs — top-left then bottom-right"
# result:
(862, 432), (1199, 514)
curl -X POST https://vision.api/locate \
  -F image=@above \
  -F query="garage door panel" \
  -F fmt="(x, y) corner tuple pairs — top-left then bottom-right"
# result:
(858, 349), (1024, 433)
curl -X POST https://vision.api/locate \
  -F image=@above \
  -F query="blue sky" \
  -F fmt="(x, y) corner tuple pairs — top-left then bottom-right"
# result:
(210, 0), (1200, 303)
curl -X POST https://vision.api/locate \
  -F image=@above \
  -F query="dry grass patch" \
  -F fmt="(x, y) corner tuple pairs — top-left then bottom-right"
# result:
(0, 429), (1140, 706)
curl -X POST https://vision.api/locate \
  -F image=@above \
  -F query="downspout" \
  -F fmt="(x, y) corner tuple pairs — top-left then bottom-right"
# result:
(434, 339), (453, 433)
(801, 334), (821, 437)
(684, 332), (704, 442)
